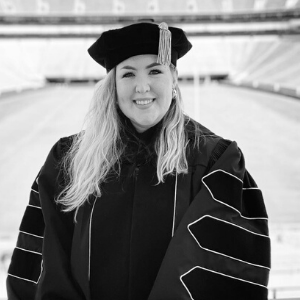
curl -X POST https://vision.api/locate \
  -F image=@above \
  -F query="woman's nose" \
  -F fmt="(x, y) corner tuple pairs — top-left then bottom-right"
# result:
(135, 78), (150, 93)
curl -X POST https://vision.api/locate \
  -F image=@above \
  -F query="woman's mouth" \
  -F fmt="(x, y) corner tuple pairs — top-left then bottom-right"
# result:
(134, 98), (155, 106)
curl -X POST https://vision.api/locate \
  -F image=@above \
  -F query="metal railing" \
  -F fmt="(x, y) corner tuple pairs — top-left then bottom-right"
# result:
(269, 286), (300, 299)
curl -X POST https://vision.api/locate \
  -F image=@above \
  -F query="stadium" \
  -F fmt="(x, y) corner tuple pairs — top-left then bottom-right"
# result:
(0, 0), (300, 299)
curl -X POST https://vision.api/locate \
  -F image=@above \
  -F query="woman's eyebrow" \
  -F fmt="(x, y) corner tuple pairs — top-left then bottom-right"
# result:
(121, 66), (136, 70)
(121, 62), (162, 70)
(146, 62), (161, 69)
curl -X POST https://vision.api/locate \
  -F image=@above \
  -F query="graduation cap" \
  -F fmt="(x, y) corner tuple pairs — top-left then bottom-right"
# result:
(88, 21), (192, 72)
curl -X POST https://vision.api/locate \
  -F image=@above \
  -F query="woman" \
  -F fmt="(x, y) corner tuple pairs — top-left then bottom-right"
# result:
(7, 22), (271, 300)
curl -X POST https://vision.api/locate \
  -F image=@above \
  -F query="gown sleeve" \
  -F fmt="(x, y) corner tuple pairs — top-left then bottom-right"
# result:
(7, 138), (85, 300)
(149, 140), (271, 300)
(6, 171), (44, 300)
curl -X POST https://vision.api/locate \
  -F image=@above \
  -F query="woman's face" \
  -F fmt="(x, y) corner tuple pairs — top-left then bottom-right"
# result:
(116, 54), (176, 133)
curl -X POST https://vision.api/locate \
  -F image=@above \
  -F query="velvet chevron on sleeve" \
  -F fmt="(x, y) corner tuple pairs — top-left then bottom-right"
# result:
(35, 139), (85, 300)
(7, 172), (44, 300)
(7, 137), (85, 300)
(148, 141), (271, 300)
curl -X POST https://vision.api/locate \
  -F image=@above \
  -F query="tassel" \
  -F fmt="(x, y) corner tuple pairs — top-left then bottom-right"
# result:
(157, 22), (172, 66)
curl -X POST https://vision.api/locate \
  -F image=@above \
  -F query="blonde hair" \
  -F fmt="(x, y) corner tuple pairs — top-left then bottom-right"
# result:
(57, 66), (201, 213)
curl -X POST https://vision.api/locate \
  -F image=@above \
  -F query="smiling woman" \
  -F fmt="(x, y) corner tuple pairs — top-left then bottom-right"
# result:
(7, 21), (271, 300)
(116, 55), (175, 133)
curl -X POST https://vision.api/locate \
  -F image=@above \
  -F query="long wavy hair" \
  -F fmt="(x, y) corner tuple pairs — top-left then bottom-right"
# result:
(56, 65), (201, 213)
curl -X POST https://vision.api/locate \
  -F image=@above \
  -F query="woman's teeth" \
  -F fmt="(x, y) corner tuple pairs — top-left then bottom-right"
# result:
(135, 99), (154, 105)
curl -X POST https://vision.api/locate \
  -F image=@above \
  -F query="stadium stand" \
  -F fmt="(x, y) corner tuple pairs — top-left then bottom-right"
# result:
(82, 0), (112, 14)
(1, 0), (300, 15)
(0, 0), (299, 97)
(0, 39), (45, 94)
(230, 36), (300, 99)
(265, 0), (288, 10)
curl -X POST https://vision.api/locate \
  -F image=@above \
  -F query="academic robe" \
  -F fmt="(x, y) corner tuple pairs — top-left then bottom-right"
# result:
(7, 119), (271, 300)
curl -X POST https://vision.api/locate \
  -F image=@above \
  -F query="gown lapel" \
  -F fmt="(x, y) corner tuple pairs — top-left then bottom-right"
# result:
(71, 197), (96, 300)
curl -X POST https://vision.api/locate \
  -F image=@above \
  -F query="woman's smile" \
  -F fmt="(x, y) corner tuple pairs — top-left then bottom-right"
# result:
(133, 98), (155, 106)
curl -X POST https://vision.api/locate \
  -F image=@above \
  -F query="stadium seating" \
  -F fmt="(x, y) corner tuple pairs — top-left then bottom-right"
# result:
(0, 39), (44, 94)
(230, 36), (300, 97)
(0, 0), (299, 96)
(1, 0), (300, 15)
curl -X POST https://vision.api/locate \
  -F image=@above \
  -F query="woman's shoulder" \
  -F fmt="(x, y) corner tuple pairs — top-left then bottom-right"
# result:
(38, 133), (79, 188)
(49, 133), (80, 161)
(185, 116), (219, 140)
(40, 133), (80, 172)
(184, 116), (236, 166)
(184, 116), (224, 146)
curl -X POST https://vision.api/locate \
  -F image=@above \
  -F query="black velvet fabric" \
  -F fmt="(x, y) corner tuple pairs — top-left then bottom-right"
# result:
(90, 119), (175, 300)
(203, 170), (268, 219)
(88, 22), (192, 72)
(19, 206), (44, 237)
(181, 267), (268, 300)
(189, 216), (271, 268)
(8, 248), (42, 283)
(16, 232), (43, 254)
(203, 170), (243, 211)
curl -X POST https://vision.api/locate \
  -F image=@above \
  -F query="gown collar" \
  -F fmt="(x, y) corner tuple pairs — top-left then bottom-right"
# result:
(117, 107), (163, 146)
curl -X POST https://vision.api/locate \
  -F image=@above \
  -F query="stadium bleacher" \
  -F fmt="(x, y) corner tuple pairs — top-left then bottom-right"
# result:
(1, 0), (300, 14)
(0, 0), (299, 97)
(230, 35), (300, 98)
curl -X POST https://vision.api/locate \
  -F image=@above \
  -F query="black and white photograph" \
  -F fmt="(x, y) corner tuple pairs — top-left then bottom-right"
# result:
(0, 1), (300, 299)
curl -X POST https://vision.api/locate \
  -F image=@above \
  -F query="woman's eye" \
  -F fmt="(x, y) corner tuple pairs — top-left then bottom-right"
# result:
(150, 69), (162, 75)
(122, 72), (134, 78)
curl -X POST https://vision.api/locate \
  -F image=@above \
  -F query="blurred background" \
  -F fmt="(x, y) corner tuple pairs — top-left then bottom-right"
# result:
(0, 0), (300, 299)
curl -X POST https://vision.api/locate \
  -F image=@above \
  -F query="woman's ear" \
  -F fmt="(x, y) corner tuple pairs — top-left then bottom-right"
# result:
(172, 68), (178, 88)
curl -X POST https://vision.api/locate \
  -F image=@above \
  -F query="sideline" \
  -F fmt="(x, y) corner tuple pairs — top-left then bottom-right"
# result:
(221, 80), (300, 101)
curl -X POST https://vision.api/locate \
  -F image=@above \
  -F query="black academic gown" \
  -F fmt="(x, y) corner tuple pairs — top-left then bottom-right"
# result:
(7, 118), (271, 300)
(89, 121), (178, 300)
